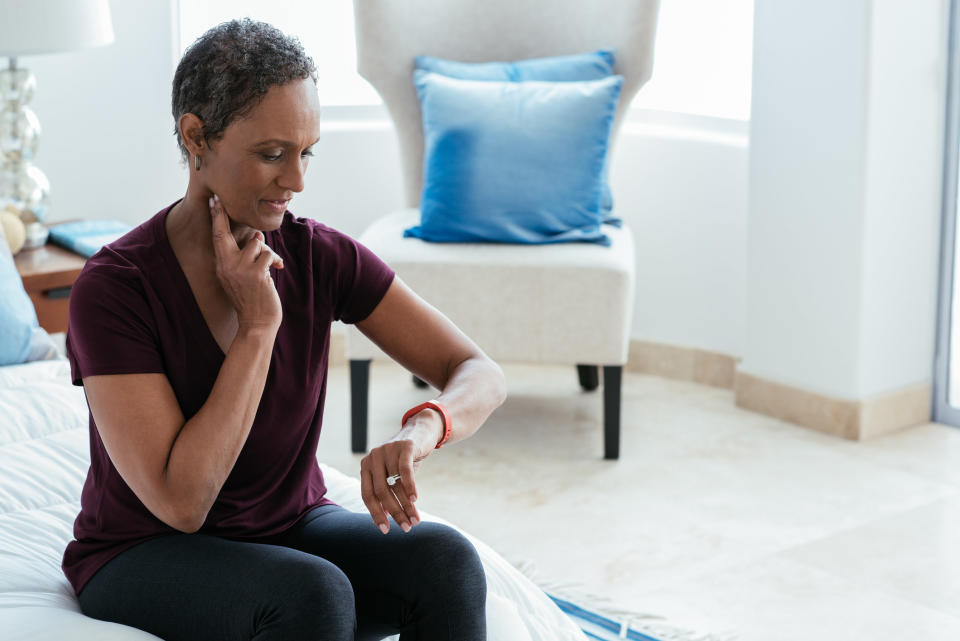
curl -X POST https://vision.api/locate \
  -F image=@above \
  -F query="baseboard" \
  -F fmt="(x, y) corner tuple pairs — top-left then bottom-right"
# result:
(626, 340), (739, 389)
(734, 371), (931, 440)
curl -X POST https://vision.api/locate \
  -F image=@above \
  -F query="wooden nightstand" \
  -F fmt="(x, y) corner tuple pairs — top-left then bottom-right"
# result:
(14, 241), (87, 334)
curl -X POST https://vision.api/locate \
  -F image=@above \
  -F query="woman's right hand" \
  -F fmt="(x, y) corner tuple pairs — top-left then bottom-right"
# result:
(209, 194), (284, 332)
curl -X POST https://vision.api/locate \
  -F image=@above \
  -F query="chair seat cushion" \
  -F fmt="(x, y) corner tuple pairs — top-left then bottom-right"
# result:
(346, 210), (635, 365)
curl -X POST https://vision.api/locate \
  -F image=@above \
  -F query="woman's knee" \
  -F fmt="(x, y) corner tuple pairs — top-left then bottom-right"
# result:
(417, 524), (487, 599)
(262, 556), (357, 639)
(407, 524), (487, 639)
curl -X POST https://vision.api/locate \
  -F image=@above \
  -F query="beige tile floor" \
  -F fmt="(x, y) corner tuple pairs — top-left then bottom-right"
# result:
(316, 359), (960, 641)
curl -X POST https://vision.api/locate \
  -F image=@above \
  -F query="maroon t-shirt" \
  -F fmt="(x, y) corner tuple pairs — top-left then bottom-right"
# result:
(61, 198), (395, 596)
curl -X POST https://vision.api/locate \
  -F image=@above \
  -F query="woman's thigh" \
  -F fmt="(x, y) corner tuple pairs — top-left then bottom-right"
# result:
(270, 504), (487, 641)
(77, 532), (357, 641)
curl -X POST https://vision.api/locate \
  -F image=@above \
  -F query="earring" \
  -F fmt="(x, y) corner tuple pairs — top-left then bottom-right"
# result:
(195, 154), (201, 171)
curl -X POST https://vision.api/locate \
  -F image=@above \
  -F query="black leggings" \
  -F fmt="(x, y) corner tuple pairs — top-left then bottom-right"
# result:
(77, 504), (487, 640)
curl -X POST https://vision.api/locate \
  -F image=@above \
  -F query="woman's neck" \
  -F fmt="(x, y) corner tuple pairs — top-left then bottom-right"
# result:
(166, 188), (257, 268)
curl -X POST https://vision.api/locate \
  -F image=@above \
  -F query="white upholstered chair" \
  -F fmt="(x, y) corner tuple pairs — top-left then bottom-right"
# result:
(346, 0), (660, 459)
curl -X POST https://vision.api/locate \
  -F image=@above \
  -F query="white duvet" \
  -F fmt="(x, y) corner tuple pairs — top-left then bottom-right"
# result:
(0, 358), (586, 641)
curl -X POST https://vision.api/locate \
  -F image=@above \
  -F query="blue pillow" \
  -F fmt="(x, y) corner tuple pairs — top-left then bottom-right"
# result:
(415, 49), (614, 82)
(405, 71), (623, 246)
(414, 50), (621, 226)
(0, 245), (42, 366)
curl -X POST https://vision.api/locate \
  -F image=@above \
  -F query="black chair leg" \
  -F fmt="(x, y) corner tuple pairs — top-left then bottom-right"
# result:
(602, 365), (622, 460)
(412, 375), (429, 388)
(577, 364), (599, 391)
(350, 359), (371, 453)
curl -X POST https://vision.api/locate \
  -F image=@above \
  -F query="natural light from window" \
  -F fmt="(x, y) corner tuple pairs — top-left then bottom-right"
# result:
(179, 0), (753, 121)
(634, 0), (753, 120)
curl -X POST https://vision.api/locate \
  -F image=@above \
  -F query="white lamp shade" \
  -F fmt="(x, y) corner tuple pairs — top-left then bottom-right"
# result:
(0, 0), (114, 57)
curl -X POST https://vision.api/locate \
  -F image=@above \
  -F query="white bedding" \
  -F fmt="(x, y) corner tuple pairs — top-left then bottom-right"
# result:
(0, 358), (586, 641)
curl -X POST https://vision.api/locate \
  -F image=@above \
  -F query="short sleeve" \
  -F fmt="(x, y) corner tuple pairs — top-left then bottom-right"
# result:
(66, 266), (166, 386)
(317, 227), (396, 324)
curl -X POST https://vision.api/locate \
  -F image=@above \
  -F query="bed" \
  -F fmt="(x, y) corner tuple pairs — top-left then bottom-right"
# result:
(0, 357), (587, 641)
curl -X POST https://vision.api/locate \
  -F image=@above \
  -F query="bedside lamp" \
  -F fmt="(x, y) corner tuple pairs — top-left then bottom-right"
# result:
(0, 0), (114, 249)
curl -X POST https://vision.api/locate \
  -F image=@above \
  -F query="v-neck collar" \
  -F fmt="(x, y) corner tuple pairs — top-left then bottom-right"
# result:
(155, 198), (228, 361)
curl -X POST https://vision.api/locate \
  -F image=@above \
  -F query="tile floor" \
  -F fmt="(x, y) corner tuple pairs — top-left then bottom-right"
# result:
(316, 359), (960, 641)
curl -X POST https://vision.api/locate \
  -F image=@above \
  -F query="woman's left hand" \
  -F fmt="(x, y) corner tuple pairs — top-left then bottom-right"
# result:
(359, 410), (442, 534)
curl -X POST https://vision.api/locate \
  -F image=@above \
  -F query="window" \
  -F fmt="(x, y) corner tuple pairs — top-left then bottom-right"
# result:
(178, 0), (753, 120)
(178, 0), (380, 106)
(633, 0), (754, 121)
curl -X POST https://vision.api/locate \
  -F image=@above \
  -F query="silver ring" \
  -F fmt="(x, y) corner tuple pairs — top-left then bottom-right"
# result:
(386, 474), (401, 487)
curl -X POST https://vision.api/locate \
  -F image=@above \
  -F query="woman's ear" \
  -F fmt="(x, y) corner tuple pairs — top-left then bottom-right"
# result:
(179, 113), (206, 156)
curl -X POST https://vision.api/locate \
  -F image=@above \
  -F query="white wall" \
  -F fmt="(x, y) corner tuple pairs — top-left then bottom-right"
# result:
(614, 119), (748, 358)
(741, 0), (948, 400)
(742, 0), (871, 397)
(858, 0), (946, 396)
(24, 0), (184, 223)
(20, 0), (751, 361)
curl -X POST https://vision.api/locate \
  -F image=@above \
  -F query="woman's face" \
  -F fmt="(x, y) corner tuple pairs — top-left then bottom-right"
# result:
(203, 77), (322, 231)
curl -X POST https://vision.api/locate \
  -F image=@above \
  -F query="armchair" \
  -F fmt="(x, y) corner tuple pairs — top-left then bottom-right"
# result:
(346, 0), (660, 459)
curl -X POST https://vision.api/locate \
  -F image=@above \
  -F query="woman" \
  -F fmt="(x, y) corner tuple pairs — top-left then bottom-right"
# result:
(63, 18), (506, 641)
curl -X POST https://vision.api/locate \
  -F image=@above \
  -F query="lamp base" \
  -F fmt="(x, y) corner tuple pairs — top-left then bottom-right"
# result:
(21, 221), (49, 249)
(1, 59), (51, 231)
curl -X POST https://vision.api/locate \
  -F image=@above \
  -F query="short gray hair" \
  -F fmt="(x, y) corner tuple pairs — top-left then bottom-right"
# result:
(171, 18), (318, 166)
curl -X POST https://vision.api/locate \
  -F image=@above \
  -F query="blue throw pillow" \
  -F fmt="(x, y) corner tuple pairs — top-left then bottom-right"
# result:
(414, 50), (621, 226)
(0, 245), (42, 366)
(415, 49), (614, 82)
(405, 71), (623, 246)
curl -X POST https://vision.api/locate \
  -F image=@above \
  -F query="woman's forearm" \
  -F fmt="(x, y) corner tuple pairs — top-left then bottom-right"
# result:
(396, 356), (507, 450)
(162, 327), (277, 531)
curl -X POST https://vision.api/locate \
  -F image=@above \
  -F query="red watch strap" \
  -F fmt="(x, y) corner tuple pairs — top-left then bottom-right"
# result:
(402, 400), (452, 449)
